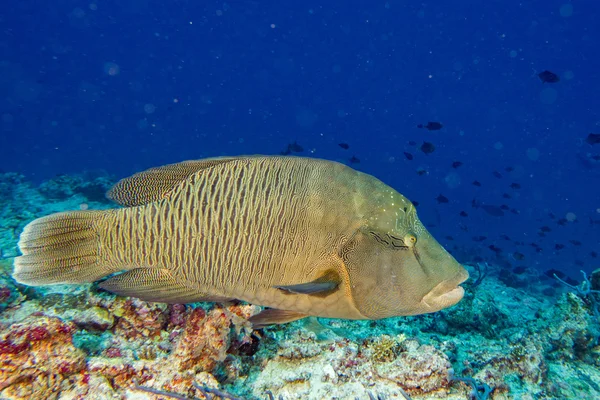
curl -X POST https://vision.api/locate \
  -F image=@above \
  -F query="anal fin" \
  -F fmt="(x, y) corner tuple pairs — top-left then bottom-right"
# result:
(98, 268), (233, 304)
(249, 309), (308, 329)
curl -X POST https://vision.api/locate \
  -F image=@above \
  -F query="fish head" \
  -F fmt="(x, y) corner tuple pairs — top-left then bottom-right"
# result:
(342, 197), (468, 319)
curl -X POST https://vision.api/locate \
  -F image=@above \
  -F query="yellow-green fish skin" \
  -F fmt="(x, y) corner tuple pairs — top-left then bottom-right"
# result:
(14, 156), (468, 322)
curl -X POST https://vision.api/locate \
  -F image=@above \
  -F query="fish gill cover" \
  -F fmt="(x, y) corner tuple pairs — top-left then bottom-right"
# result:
(0, 1), (599, 399)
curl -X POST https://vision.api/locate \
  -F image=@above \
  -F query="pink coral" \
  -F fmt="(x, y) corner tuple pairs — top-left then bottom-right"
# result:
(0, 316), (86, 398)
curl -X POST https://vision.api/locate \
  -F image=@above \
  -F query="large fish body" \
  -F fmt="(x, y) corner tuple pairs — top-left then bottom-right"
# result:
(13, 156), (468, 325)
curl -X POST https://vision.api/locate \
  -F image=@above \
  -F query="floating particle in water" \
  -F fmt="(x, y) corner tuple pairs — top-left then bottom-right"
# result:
(540, 88), (558, 104)
(527, 148), (540, 161)
(104, 62), (120, 76)
(565, 212), (577, 222)
(559, 3), (573, 17)
(144, 104), (156, 114)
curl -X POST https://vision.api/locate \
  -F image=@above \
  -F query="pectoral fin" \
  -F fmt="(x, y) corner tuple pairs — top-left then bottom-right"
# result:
(274, 270), (340, 297)
(98, 268), (234, 304)
(249, 309), (308, 329)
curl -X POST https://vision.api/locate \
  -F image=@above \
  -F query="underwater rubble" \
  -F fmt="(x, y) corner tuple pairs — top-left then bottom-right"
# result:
(1, 171), (600, 399)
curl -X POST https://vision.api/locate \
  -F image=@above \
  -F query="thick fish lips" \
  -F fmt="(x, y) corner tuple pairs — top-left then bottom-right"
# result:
(421, 268), (469, 311)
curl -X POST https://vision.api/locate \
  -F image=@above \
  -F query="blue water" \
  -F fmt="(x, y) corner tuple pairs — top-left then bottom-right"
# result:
(1, 1), (599, 278)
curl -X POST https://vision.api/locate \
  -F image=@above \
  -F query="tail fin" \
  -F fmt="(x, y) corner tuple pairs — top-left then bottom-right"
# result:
(13, 210), (119, 286)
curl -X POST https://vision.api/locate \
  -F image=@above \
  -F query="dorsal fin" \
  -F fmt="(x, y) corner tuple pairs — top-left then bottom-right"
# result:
(106, 157), (239, 206)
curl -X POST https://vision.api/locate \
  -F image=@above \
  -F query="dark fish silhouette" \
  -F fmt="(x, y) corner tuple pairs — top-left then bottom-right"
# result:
(452, 161), (463, 168)
(338, 143), (350, 150)
(512, 252), (525, 261)
(472, 181), (482, 187)
(280, 141), (304, 155)
(569, 240), (582, 246)
(493, 171), (503, 179)
(421, 142), (435, 154)
(513, 266), (527, 275)
(436, 194), (449, 204)
(349, 156), (360, 164)
(472, 199), (504, 217)
(555, 243), (565, 250)
(412, 201), (420, 207)
(472, 236), (487, 242)
(538, 70), (560, 83)
(586, 133), (600, 145)
(459, 211), (468, 217)
(505, 166), (514, 172)
(540, 226), (551, 233)
(500, 205), (510, 211)
(404, 152), (414, 160)
(417, 169), (428, 176)
(502, 193), (512, 199)
(591, 251), (598, 258)
(510, 183), (521, 189)
(545, 269), (564, 279)
(417, 122), (443, 131)
(500, 234), (511, 241)
(488, 245), (502, 254)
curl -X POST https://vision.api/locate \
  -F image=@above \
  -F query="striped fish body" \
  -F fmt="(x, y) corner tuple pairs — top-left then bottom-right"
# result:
(104, 156), (371, 318)
(14, 156), (468, 325)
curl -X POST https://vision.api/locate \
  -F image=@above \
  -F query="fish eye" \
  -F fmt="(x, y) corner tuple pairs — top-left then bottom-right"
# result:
(405, 234), (417, 246)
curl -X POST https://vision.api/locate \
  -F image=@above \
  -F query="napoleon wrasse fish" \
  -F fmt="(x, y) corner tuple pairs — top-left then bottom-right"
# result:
(13, 156), (468, 327)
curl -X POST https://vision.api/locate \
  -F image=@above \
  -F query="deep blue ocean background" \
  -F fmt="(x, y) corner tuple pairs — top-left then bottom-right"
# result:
(1, 1), (598, 279)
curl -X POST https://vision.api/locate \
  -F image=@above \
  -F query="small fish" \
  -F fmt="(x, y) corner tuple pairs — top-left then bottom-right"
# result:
(493, 171), (503, 179)
(502, 193), (512, 199)
(417, 169), (428, 176)
(540, 226), (551, 233)
(488, 245), (502, 254)
(555, 243), (565, 250)
(510, 208), (519, 215)
(472, 180), (482, 187)
(510, 183), (521, 189)
(338, 143), (350, 150)
(591, 251), (598, 258)
(472, 236), (487, 242)
(538, 70), (560, 83)
(545, 269), (564, 279)
(280, 141), (304, 155)
(548, 212), (556, 219)
(459, 211), (468, 217)
(452, 161), (463, 168)
(500, 205), (510, 211)
(500, 234), (511, 241)
(412, 201), (420, 207)
(349, 156), (360, 164)
(557, 218), (568, 226)
(512, 252), (525, 261)
(421, 142), (436, 154)
(404, 152), (414, 160)
(446, 236), (454, 241)
(436, 194), (449, 204)
(586, 133), (600, 145)
(472, 199), (504, 217)
(513, 266), (527, 275)
(505, 166), (514, 172)
(569, 240), (582, 246)
(417, 122), (443, 131)
(408, 141), (417, 146)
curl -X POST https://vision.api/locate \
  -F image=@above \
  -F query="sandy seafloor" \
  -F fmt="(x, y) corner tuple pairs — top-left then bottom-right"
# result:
(1, 171), (599, 400)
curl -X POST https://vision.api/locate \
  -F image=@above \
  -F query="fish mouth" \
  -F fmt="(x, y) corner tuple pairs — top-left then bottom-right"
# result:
(421, 268), (469, 310)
